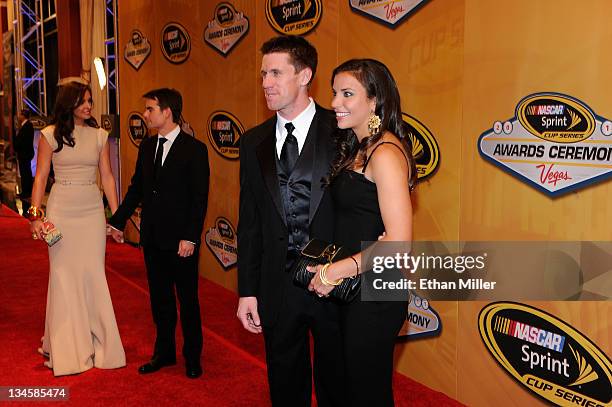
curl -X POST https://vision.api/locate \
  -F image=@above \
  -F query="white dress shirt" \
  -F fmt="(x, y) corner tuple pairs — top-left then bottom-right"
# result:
(156, 125), (181, 165)
(275, 98), (316, 159)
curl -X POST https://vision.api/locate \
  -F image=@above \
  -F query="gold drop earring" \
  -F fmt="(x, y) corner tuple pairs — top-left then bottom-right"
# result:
(367, 111), (381, 136)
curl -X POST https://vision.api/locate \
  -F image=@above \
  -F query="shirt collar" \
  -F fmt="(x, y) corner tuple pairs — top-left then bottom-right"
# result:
(158, 125), (180, 143)
(275, 98), (316, 141)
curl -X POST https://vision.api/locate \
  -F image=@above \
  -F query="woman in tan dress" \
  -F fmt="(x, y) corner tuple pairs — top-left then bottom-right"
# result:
(29, 81), (126, 376)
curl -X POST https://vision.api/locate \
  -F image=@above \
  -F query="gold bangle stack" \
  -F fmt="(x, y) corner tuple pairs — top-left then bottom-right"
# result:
(27, 206), (45, 222)
(319, 263), (343, 286)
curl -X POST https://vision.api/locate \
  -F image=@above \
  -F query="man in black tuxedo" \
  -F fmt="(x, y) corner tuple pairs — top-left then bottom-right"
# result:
(110, 88), (209, 379)
(14, 109), (35, 213)
(237, 36), (344, 406)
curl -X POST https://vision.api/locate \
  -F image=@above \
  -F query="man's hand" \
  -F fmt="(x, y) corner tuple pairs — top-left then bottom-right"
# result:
(178, 240), (195, 257)
(110, 227), (124, 243)
(237, 297), (262, 334)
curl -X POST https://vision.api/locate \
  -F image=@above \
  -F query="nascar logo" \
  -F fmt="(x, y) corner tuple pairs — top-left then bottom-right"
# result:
(160, 22), (190, 64)
(494, 316), (566, 353)
(127, 112), (148, 146)
(479, 302), (612, 407)
(525, 105), (565, 116)
(207, 111), (243, 160)
(265, 0), (322, 36)
(517, 94), (595, 143)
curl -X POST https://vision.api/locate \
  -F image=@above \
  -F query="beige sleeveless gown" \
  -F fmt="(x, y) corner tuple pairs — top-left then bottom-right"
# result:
(40, 125), (125, 376)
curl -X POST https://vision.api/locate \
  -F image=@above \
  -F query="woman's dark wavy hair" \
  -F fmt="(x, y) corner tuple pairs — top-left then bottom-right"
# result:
(328, 59), (417, 191)
(50, 82), (98, 152)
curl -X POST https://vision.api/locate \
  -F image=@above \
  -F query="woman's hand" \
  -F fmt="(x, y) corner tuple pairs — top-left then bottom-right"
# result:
(307, 264), (334, 297)
(30, 219), (47, 241)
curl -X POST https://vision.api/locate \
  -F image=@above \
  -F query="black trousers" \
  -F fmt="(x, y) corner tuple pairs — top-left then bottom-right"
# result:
(18, 158), (33, 212)
(263, 276), (345, 407)
(340, 299), (408, 407)
(143, 246), (203, 364)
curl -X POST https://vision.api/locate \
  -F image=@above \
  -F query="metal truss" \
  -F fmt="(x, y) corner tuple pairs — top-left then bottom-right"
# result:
(12, 0), (47, 116)
(105, 0), (118, 114)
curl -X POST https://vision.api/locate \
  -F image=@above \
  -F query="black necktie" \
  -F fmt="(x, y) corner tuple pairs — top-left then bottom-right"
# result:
(280, 122), (298, 173)
(154, 137), (168, 179)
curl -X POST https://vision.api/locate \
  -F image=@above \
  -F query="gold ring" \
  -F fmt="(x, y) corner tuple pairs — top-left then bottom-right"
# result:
(32, 233), (38, 240)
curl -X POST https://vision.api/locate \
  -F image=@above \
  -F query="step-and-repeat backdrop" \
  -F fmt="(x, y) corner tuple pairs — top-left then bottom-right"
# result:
(117, 1), (611, 405)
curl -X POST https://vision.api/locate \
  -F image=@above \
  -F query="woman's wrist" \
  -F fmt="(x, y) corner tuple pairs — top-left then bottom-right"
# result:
(327, 263), (345, 282)
(26, 206), (45, 221)
(328, 257), (359, 281)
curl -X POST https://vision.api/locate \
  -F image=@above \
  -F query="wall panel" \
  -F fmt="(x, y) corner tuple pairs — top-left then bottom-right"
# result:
(116, 1), (611, 404)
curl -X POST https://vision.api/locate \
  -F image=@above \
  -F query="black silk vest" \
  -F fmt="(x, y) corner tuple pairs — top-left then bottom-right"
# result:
(277, 130), (317, 257)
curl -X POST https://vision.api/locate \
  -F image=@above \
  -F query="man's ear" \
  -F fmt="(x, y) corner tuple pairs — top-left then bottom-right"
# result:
(162, 107), (172, 121)
(299, 67), (313, 87)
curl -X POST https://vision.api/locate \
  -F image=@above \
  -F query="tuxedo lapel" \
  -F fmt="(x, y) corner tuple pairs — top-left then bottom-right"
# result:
(163, 132), (184, 169)
(256, 120), (286, 226)
(145, 136), (158, 175)
(308, 107), (334, 225)
(152, 132), (187, 182)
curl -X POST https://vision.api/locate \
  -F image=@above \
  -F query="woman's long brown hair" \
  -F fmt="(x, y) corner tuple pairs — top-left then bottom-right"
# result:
(50, 82), (98, 152)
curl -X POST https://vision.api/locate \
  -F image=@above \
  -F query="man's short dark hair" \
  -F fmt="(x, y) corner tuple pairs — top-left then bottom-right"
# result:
(261, 35), (317, 85)
(142, 88), (182, 123)
(20, 109), (31, 119)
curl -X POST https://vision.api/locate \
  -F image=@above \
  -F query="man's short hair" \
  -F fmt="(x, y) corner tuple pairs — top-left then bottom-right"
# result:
(20, 109), (31, 119)
(261, 35), (317, 85)
(142, 88), (182, 123)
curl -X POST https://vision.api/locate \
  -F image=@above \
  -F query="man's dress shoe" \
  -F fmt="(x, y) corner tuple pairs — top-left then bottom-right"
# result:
(185, 361), (202, 379)
(138, 357), (176, 374)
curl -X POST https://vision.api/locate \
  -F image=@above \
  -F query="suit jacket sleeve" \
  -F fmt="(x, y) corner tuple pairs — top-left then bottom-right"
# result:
(109, 138), (146, 230)
(183, 141), (209, 244)
(237, 135), (263, 297)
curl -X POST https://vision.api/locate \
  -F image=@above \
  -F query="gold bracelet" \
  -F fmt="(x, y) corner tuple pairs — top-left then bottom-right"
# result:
(349, 256), (359, 277)
(320, 263), (343, 286)
(27, 206), (45, 221)
(318, 263), (331, 286)
(320, 268), (337, 286)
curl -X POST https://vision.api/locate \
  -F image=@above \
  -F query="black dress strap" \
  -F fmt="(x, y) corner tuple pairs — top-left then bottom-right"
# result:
(361, 142), (408, 173)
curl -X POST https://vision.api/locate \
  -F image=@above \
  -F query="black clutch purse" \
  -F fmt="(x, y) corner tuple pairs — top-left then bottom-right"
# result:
(292, 239), (361, 302)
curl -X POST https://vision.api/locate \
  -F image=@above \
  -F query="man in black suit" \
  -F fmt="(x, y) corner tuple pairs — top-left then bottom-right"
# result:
(14, 109), (35, 213)
(237, 36), (344, 406)
(109, 88), (209, 379)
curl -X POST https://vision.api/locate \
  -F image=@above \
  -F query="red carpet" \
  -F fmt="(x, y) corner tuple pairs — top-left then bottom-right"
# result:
(0, 204), (461, 406)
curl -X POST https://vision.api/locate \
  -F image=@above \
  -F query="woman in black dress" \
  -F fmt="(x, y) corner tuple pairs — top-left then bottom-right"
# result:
(308, 59), (417, 406)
